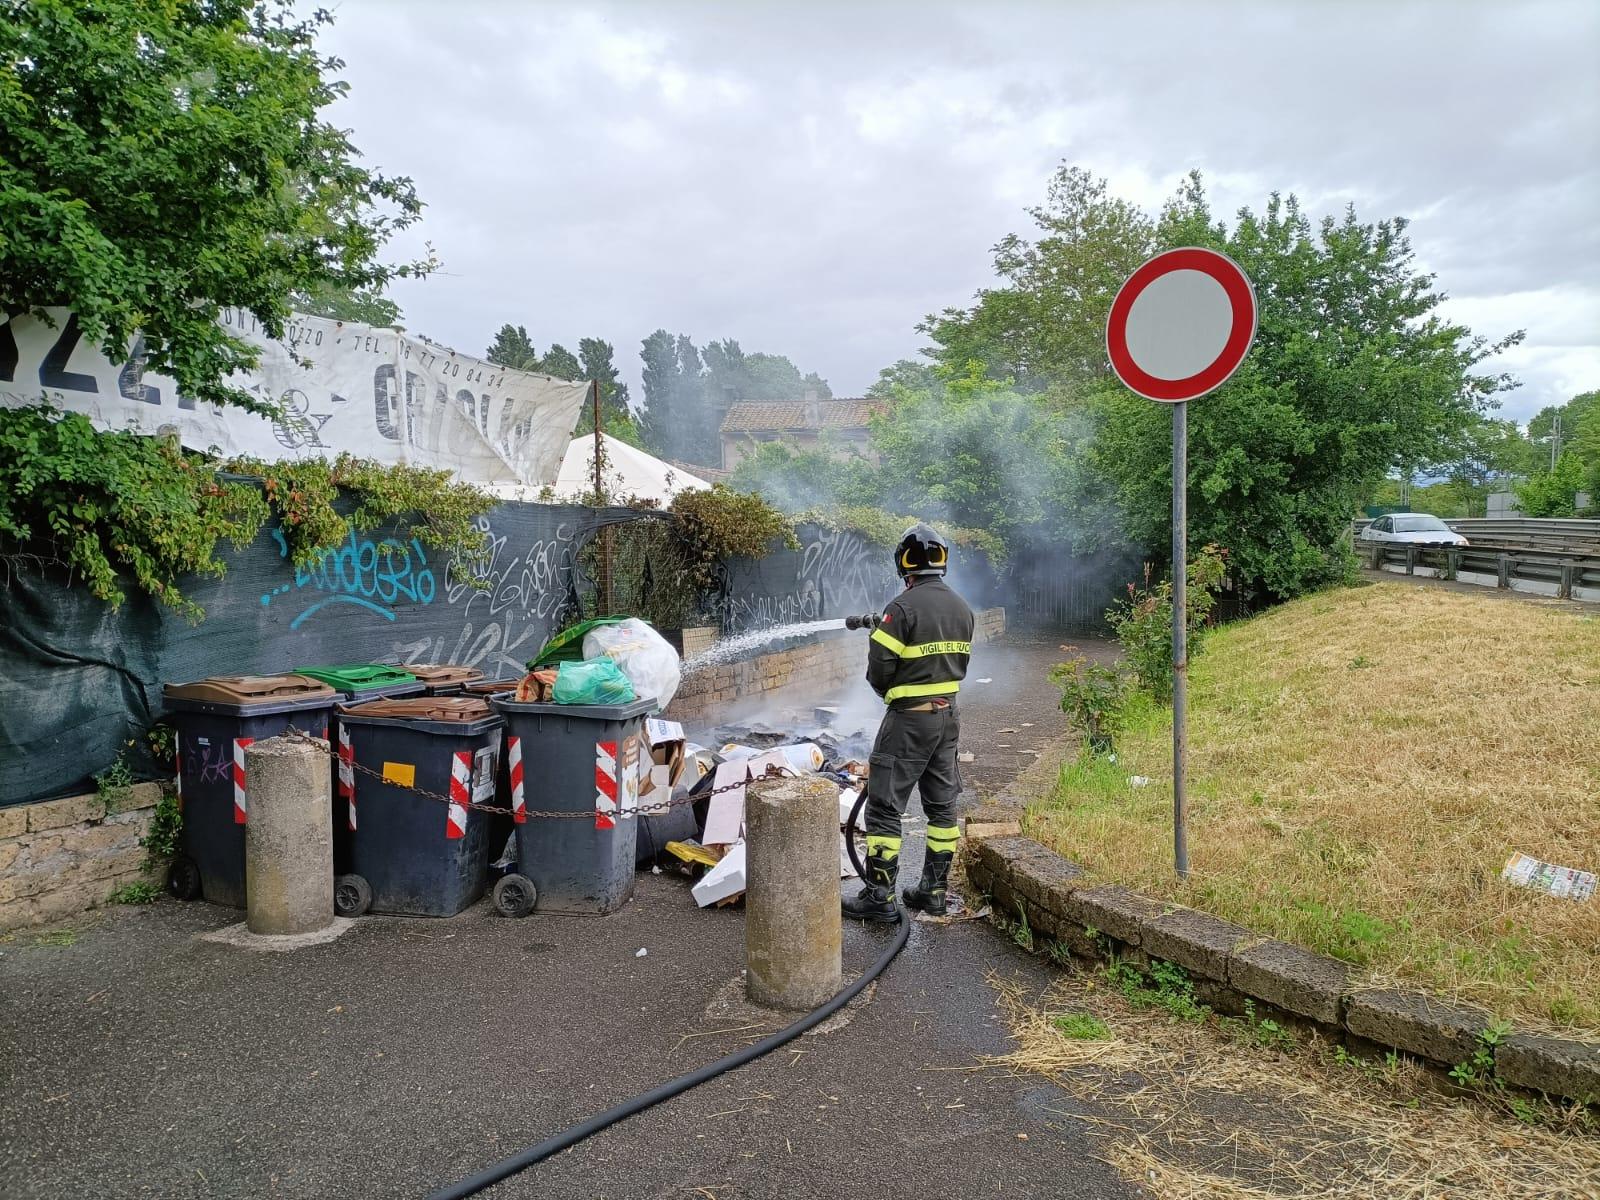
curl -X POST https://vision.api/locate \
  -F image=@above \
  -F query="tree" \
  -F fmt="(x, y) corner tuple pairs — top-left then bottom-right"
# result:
(1443, 418), (1534, 516)
(637, 329), (713, 463)
(867, 359), (940, 399)
(0, 0), (426, 414)
(919, 166), (1154, 390)
(674, 334), (716, 465)
(638, 329), (680, 456)
(1516, 453), (1589, 517)
(292, 283), (403, 328)
(727, 440), (877, 512)
(1526, 390), (1597, 466)
(486, 324), (540, 371)
(1091, 177), (1522, 598)
(567, 337), (641, 442)
(540, 343), (581, 382)
(579, 338), (630, 417)
(870, 368), (1108, 554)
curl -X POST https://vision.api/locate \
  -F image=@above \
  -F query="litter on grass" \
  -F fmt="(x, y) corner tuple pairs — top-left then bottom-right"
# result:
(1502, 852), (1596, 902)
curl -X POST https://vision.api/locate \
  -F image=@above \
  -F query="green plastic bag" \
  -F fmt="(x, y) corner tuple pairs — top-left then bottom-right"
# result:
(552, 658), (637, 706)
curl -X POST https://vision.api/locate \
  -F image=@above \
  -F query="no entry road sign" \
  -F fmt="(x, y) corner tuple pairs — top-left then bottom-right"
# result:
(1104, 247), (1257, 881)
(1106, 247), (1257, 402)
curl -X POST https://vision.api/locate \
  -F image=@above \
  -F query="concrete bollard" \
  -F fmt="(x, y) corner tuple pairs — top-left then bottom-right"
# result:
(745, 775), (842, 1010)
(244, 736), (333, 936)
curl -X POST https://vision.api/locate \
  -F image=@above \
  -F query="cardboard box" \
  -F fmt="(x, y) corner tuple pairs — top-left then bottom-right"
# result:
(640, 718), (689, 802)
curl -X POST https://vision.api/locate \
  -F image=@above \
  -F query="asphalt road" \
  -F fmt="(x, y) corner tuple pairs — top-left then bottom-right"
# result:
(1, 638), (1135, 1200)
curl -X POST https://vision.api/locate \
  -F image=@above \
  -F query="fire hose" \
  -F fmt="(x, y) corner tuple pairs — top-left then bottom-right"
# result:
(426, 790), (905, 1200)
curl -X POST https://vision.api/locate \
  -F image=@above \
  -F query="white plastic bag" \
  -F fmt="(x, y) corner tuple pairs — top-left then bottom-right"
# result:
(583, 618), (682, 708)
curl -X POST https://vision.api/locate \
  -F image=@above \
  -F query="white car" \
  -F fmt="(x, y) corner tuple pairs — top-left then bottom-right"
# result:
(1360, 513), (1469, 546)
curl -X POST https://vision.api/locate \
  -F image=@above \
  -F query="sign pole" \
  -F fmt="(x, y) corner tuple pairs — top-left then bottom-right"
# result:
(1171, 400), (1189, 879)
(1105, 246), (1256, 884)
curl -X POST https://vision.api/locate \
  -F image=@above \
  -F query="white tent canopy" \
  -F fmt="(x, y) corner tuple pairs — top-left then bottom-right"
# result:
(481, 434), (710, 505)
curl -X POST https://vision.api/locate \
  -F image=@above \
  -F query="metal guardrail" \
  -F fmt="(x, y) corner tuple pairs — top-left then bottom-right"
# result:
(1352, 515), (1600, 535)
(1359, 540), (1600, 599)
(1352, 516), (1600, 556)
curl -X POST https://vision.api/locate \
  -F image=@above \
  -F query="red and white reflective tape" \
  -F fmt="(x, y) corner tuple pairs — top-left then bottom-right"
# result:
(595, 740), (618, 830)
(338, 724), (356, 830)
(446, 751), (470, 840)
(508, 735), (525, 824)
(232, 738), (253, 824)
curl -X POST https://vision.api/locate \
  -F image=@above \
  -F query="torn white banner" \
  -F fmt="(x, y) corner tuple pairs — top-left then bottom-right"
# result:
(0, 308), (589, 485)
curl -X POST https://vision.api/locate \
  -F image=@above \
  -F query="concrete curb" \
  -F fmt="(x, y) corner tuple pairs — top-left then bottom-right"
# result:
(961, 830), (1599, 1107)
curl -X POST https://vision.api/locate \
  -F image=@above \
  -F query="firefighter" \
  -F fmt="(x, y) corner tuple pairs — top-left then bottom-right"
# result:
(844, 523), (975, 922)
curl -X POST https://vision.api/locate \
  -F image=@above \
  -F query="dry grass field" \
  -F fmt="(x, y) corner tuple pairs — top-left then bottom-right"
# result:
(1027, 581), (1600, 1033)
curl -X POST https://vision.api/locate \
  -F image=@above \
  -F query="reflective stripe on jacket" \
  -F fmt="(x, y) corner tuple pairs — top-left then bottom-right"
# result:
(866, 578), (976, 708)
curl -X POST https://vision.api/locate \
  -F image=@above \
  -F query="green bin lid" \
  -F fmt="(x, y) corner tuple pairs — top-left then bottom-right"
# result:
(530, 617), (629, 668)
(294, 663), (418, 692)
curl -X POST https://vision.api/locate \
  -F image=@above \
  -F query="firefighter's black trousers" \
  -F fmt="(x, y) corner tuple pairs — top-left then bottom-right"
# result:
(864, 704), (961, 853)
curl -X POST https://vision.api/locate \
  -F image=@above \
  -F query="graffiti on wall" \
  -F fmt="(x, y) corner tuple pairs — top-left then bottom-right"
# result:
(390, 517), (588, 675)
(259, 528), (438, 629)
(715, 525), (897, 631)
(0, 503), (891, 805)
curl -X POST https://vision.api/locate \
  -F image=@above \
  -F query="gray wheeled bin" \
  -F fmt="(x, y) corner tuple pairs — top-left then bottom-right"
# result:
(332, 696), (503, 918)
(460, 678), (522, 874)
(161, 674), (338, 906)
(488, 696), (654, 916)
(293, 663), (424, 874)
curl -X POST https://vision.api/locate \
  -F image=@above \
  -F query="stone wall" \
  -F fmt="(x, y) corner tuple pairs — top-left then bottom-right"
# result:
(663, 607), (1005, 726)
(975, 606), (1006, 643)
(962, 829), (1600, 1106)
(0, 783), (161, 931)
(665, 628), (869, 725)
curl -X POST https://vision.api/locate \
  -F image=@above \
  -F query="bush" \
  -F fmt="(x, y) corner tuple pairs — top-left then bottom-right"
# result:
(0, 405), (498, 620)
(669, 485), (798, 590)
(1050, 654), (1128, 754)
(140, 788), (182, 870)
(0, 406), (268, 619)
(1107, 545), (1228, 704)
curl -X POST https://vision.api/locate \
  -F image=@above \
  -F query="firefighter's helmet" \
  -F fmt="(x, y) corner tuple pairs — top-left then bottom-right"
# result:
(895, 523), (949, 578)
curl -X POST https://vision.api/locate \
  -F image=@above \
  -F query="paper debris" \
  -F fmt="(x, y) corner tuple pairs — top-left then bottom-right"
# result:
(975, 678), (993, 684)
(1502, 852), (1595, 902)
(693, 841), (747, 907)
(838, 788), (863, 830)
(1128, 776), (1151, 789)
(997, 728), (1018, 734)
(958, 751), (976, 763)
(635, 947), (648, 957)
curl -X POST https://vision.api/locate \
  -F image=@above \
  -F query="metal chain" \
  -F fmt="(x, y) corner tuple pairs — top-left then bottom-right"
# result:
(280, 726), (785, 821)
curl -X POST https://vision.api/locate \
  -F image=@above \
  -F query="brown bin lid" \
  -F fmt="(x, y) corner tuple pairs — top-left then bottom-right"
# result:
(462, 678), (520, 696)
(405, 664), (485, 686)
(163, 674), (337, 704)
(340, 696), (495, 722)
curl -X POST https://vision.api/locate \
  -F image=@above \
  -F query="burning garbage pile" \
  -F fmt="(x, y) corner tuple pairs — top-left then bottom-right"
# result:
(487, 611), (878, 914)
(644, 705), (877, 908)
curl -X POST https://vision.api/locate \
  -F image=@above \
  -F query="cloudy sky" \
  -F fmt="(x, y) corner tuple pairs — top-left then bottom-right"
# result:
(320, 0), (1599, 424)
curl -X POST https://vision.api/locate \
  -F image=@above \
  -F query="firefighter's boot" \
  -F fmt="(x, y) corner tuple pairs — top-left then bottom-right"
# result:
(843, 848), (899, 923)
(902, 849), (953, 916)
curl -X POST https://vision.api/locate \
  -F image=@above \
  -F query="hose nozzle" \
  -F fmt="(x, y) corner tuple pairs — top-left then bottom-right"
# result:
(844, 613), (881, 631)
